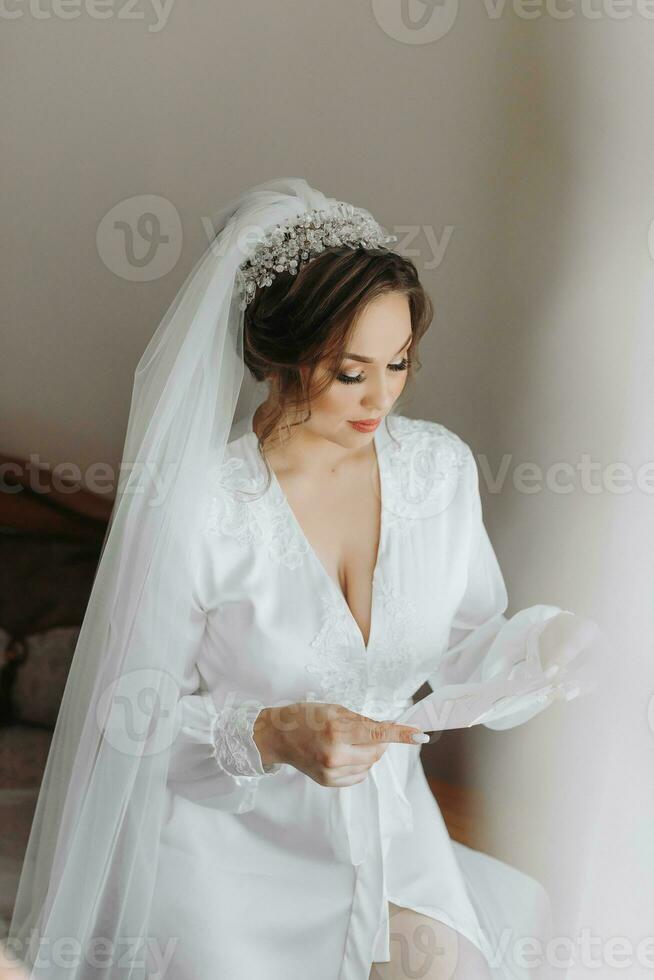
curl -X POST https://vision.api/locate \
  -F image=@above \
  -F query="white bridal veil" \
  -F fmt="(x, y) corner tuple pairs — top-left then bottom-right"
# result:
(7, 178), (398, 979)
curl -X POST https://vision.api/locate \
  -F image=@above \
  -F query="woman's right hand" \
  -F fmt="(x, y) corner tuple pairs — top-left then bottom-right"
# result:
(253, 702), (429, 787)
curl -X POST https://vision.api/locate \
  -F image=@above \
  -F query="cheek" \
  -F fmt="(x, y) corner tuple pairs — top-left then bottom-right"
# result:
(312, 370), (409, 416)
(386, 371), (409, 403)
(394, 371), (409, 393)
(319, 382), (360, 414)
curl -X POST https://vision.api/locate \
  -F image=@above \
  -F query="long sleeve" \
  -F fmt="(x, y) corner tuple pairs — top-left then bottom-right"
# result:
(427, 445), (576, 731)
(166, 667), (282, 812)
(164, 534), (283, 811)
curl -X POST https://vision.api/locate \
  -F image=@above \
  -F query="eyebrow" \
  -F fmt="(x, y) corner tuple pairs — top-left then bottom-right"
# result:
(342, 333), (412, 364)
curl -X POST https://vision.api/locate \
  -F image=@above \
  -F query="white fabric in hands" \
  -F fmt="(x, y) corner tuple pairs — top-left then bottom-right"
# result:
(400, 609), (601, 733)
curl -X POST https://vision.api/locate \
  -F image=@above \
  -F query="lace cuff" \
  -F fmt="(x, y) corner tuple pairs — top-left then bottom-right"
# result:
(210, 701), (282, 778)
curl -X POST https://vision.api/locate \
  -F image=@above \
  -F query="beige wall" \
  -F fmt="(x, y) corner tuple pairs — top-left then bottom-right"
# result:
(3, 0), (652, 962)
(453, 14), (653, 942)
(2, 2), (519, 475)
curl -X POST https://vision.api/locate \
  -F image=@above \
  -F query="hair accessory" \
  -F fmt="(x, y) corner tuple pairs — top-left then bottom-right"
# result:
(237, 201), (398, 310)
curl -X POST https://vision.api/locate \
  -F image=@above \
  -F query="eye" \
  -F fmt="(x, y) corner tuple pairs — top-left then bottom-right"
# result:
(336, 372), (364, 385)
(336, 356), (410, 385)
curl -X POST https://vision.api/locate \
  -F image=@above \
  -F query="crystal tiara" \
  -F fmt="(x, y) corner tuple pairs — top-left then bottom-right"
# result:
(236, 201), (398, 311)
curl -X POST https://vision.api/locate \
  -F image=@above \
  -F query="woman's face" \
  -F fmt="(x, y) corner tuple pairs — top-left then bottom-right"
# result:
(303, 291), (412, 449)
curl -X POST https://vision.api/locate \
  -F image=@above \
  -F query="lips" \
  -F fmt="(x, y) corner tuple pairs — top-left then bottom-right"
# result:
(348, 418), (382, 432)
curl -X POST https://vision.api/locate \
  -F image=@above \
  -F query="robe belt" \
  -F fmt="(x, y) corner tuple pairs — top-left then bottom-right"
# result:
(329, 698), (416, 867)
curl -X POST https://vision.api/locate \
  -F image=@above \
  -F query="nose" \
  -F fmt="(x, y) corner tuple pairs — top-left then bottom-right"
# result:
(361, 371), (397, 415)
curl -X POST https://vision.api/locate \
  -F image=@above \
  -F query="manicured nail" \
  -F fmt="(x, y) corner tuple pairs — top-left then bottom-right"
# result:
(411, 732), (430, 743)
(564, 686), (581, 701)
(545, 664), (560, 679)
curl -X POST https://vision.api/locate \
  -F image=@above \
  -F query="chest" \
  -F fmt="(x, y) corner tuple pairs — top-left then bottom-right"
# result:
(203, 491), (467, 720)
(275, 457), (382, 649)
(200, 416), (472, 718)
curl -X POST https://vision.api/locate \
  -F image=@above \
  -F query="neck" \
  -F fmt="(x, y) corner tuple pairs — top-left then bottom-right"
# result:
(252, 404), (376, 478)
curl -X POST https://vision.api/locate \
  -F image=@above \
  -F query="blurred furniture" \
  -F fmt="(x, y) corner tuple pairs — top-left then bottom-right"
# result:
(0, 455), (110, 935)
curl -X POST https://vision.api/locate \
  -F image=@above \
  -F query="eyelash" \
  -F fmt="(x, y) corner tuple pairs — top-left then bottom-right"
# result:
(337, 357), (410, 385)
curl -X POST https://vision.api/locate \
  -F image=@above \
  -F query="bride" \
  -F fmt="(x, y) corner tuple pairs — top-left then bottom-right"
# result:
(7, 178), (597, 980)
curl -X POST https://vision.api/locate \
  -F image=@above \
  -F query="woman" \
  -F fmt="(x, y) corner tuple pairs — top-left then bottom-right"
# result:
(9, 179), (595, 980)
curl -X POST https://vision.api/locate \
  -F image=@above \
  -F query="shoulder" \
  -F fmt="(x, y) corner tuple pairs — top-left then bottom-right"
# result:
(198, 435), (267, 535)
(383, 413), (473, 468)
(207, 432), (267, 497)
(380, 414), (474, 521)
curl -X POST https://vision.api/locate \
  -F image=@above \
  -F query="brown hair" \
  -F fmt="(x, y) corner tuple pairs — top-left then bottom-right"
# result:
(243, 245), (433, 480)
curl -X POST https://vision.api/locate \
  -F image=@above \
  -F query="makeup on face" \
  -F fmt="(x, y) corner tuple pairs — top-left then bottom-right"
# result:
(347, 418), (382, 433)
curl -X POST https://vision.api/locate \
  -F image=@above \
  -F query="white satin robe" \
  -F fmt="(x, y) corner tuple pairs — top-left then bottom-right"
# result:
(147, 412), (571, 980)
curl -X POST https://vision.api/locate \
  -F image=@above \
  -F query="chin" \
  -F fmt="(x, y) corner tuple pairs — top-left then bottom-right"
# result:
(332, 430), (361, 448)
(312, 424), (361, 447)
(311, 417), (379, 447)
(341, 423), (377, 445)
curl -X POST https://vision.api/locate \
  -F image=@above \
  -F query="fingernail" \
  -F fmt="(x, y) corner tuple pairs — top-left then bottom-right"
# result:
(545, 664), (560, 678)
(411, 732), (430, 743)
(564, 686), (581, 701)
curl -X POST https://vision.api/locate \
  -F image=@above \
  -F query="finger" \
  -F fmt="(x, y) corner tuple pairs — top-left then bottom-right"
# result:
(325, 761), (374, 777)
(326, 770), (371, 787)
(316, 742), (385, 771)
(352, 718), (429, 746)
(336, 743), (388, 764)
